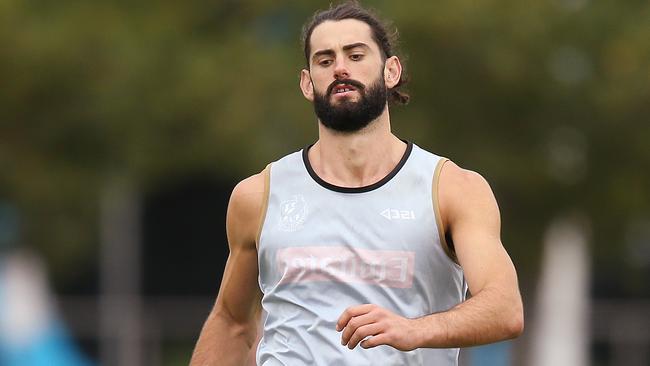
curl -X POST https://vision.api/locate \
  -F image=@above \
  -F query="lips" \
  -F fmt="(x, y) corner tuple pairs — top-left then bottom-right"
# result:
(327, 79), (365, 97)
(333, 84), (357, 94)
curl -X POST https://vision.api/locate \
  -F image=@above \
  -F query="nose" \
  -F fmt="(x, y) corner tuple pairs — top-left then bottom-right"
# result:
(333, 57), (350, 80)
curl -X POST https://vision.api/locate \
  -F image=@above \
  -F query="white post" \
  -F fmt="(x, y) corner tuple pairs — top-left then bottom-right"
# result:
(100, 179), (143, 366)
(530, 215), (590, 366)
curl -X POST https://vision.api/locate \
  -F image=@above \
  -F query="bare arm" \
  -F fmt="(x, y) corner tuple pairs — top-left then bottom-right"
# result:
(338, 161), (523, 350)
(190, 171), (267, 365)
(414, 160), (524, 347)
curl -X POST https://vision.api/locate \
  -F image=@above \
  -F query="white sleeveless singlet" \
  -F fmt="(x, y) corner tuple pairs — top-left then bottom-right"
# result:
(256, 141), (466, 365)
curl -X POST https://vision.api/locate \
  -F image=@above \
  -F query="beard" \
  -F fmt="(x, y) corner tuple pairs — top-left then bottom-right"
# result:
(312, 72), (388, 133)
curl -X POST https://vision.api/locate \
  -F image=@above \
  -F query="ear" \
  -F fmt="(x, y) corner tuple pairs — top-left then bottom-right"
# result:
(384, 56), (403, 89)
(299, 68), (314, 102)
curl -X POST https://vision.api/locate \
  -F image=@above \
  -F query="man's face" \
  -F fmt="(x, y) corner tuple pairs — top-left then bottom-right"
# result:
(312, 67), (387, 132)
(302, 19), (389, 132)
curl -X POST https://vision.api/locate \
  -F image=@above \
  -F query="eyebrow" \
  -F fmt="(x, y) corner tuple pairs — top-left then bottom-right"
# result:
(311, 42), (370, 61)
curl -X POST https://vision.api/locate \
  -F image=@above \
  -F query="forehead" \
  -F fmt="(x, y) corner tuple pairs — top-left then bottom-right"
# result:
(309, 19), (378, 55)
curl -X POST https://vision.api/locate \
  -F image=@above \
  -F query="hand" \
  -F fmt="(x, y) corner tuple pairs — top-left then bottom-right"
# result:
(336, 304), (420, 351)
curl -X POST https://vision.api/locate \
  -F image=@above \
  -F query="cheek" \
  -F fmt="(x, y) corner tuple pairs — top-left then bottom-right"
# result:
(305, 68), (323, 89)
(311, 78), (331, 95)
(354, 64), (383, 84)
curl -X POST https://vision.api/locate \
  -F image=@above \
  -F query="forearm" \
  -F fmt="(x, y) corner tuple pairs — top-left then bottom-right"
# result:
(190, 310), (258, 366)
(414, 285), (523, 348)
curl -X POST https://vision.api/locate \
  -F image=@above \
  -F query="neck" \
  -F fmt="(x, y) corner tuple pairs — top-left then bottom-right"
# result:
(309, 107), (407, 188)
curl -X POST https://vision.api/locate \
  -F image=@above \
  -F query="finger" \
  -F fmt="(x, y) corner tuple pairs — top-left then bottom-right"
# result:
(360, 333), (390, 349)
(346, 323), (382, 349)
(336, 304), (375, 331)
(340, 312), (378, 345)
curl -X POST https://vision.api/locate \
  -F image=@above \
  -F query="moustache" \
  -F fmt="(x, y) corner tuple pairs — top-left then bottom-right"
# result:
(326, 79), (365, 97)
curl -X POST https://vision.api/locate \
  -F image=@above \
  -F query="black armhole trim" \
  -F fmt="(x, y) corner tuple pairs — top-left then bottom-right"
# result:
(302, 140), (413, 194)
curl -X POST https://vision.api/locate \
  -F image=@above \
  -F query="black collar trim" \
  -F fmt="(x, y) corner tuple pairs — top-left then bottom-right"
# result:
(302, 140), (413, 194)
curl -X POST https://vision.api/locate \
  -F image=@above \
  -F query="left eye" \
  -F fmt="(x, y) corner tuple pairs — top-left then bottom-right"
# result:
(350, 54), (363, 61)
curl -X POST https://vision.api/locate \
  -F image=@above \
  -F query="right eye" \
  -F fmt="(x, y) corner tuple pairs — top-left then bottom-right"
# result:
(319, 59), (333, 66)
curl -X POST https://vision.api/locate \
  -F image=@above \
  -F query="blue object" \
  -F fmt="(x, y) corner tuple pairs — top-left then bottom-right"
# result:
(466, 341), (512, 366)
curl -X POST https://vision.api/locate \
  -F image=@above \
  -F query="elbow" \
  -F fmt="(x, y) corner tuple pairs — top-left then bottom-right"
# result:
(505, 307), (524, 339)
(212, 308), (260, 346)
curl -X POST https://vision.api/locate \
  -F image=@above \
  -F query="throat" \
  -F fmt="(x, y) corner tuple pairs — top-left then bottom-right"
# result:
(307, 136), (408, 188)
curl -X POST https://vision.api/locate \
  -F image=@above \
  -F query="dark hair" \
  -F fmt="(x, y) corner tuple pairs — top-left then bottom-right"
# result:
(301, 1), (410, 105)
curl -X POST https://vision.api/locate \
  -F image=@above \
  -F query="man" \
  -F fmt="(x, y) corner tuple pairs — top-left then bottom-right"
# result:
(190, 1), (523, 365)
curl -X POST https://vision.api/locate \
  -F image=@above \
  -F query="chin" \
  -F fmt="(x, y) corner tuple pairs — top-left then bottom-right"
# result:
(330, 96), (360, 106)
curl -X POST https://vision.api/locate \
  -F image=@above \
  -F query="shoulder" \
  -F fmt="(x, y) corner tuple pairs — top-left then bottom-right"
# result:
(438, 160), (500, 227)
(231, 168), (268, 201)
(439, 160), (493, 196)
(227, 166), (271, 244)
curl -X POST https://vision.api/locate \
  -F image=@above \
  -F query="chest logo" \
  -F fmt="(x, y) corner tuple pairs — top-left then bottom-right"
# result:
(380, 208), (416, 221)
(279, 195), (308, 232)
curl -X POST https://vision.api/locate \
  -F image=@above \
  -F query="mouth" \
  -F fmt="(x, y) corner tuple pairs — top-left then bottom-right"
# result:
(330, 84), (359, 98)
(327, 79), (365, 98)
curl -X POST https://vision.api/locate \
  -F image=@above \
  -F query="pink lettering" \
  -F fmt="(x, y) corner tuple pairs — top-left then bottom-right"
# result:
(276, 246), (415, 288)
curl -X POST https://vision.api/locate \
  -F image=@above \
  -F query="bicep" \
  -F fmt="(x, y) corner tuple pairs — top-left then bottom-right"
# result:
(214, 177), (265, 324)
(440, 164), (518, 296)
